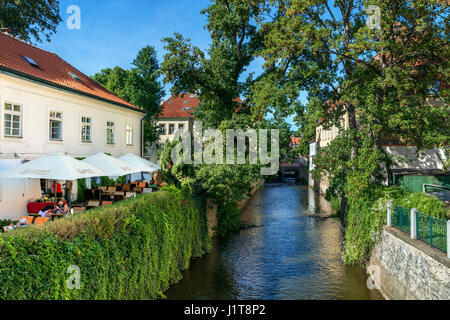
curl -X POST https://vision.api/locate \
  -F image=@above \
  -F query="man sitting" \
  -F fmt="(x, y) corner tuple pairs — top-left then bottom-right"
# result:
(54, 199), (69, 215)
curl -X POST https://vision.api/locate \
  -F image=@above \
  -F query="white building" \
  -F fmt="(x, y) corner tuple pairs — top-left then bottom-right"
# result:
(157, 93), (199, 149)
(0, 32), (145, 219)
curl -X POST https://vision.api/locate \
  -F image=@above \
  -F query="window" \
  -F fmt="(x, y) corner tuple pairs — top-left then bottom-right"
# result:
(178, 124), (184, 134)
(22, 55), (39, 68)
(106, 121), (115, 145)
(159, 124), (166, 135)
(182, 107), (191, 111)
(4, 103), (22, 137)
(81, 117), (92, 143)
(184, 100), (189, 104)
(126, 125), (134, 145)
(168, 124), (175, 135)
(49, 111), (62, 140)
(68, 72), (81, 81)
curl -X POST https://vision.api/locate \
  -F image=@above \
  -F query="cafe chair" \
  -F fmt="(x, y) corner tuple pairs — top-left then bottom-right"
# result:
(86, 201), (100, 210)
(34, 217), (50, 226)
(114, 191), (125, 202)
(20, 216), (34, 225)
(125, 192), (136, 199)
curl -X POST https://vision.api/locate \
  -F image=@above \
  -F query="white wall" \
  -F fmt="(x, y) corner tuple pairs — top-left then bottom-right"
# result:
(157, 119), (192, 146)
(0, 160), (41, 220)
(0, 73), (144, 159)
(0, 72), (145, 219)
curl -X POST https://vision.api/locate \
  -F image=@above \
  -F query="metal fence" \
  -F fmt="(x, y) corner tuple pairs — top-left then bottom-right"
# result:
(416, 211), (447, 252)
(391, 205), (447, 254)
(392, 206), (410, 234)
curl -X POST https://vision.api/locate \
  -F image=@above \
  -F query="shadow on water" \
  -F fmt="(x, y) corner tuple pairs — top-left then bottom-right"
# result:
(166, 180), (383, 300)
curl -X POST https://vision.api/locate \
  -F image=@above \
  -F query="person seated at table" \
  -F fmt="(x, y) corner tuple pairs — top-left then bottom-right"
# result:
(38, 205), (54, 218)
(150, 178), (155, 186)
(54, 199), (69, 215)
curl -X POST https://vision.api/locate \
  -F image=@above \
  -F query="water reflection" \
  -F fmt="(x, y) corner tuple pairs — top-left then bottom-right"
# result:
(166, 182), (382, 300)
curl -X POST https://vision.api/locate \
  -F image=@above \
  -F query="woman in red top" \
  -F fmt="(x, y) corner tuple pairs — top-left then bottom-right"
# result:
(51, 182), (62, 197)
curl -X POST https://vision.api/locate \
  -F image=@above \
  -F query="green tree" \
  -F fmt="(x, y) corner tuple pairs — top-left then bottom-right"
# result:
(92, 46), (164, 147)
(0, 0), (62, 43)
(252, 0), (449, 208)
(160, 0), (265, 127)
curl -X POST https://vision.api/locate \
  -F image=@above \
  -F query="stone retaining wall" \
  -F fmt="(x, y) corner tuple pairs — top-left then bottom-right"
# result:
(370, 227), (450, 300)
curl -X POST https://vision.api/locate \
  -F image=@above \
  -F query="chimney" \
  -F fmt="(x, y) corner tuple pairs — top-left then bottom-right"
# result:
(0, 27), (13, 36)
(160, 99), (165, 105)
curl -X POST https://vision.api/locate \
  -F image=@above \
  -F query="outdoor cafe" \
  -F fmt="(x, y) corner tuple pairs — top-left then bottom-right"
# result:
(0, 153), (161, 232)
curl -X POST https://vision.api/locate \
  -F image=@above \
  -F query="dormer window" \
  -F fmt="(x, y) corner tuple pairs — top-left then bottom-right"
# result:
(168, 100), (173, 104)
(184, 100), (189, 103)
(22, 55), (39, 68)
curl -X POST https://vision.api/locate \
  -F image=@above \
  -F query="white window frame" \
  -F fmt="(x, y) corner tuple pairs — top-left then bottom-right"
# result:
(126, 125), (134, 146)
(106, 121), (115, 145)
(168, 123), (175, 135)
(81, 116), (92, 143)
(159, 123), (166, 135)
(178, 123), (185, 135)
(3, 102), (23, 138)
(49, 110), (63, 141)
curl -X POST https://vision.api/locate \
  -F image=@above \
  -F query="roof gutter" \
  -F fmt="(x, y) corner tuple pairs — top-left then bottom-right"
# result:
(0, 65), (145, 114)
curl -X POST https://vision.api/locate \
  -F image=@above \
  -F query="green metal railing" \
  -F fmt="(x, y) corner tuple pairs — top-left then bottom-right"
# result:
(392, 206), (410, 234)
(416, 211), (447, 252)
(391, 205), (447, 253)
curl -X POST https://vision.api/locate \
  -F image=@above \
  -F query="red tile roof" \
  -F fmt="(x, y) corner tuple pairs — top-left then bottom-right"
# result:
(160, 94), (199, 119)
(160, 95), (245, 119)
(0, 32), (143, 112)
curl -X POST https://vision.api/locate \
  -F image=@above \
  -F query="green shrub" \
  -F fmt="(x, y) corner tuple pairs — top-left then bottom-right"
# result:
(343, 186), (448, 265)
(215, 203), (241, 236)
(343, 196), (387, 265)
(0, 219), (17, 231)
(0, 186), (210, 300)
(394, 192), (448, 220)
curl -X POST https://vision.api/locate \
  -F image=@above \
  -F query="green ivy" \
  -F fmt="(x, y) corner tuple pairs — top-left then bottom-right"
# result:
(0, 187), (210, 300)
(343, 186), (448, 265)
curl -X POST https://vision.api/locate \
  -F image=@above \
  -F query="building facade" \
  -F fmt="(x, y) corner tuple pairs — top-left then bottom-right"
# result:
(0, 32), (145, 219)
(157, 93), (199, 149)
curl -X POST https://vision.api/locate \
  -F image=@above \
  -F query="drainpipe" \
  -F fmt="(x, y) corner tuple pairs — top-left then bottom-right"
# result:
(140, 118), (144, 158)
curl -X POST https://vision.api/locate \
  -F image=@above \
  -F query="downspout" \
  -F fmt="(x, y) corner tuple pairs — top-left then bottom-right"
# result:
(140, 117), (144, 158)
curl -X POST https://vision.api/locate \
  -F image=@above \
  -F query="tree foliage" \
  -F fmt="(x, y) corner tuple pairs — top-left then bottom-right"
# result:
(0, 0), (62, 43)
(92, 46), (164, 146)
(160, 0), (266, 127)
(252, 0), (449, 204)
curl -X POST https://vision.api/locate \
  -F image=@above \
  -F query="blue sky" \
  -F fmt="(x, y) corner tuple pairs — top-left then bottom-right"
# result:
(39, 0), (297, 130)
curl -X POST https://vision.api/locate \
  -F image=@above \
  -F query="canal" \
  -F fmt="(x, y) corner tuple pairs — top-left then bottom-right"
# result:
(166, 181), (383, 300)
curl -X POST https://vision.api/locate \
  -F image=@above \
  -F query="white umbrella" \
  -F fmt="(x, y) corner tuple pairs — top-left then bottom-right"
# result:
(0, 153), (109, 180)
(82, 153), (141, 177)
(119, 153), (161, 173)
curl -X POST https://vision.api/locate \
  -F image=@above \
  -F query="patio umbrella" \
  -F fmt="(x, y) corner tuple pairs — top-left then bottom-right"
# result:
(119, 153), (161, 173)
(0, 153), (109, 180)
(82, 153), (142, 177)
(0, 153), (110, 211)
